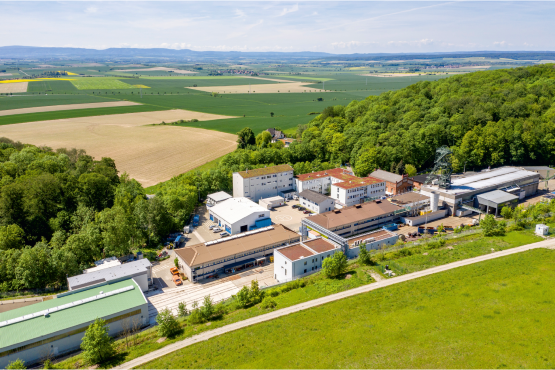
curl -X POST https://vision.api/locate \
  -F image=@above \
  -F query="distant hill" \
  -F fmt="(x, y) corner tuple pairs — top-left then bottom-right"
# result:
(1, 45), (555, 61)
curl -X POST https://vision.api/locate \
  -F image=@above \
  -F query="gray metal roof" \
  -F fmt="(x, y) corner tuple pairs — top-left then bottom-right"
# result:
(299, 189), (332, 204)
(477, 190), (519, 204)
(207, 191), (232, 202)
(520, 166), (553, 171)
(68, 259), (151, 290)
(370, 169), (403, 183)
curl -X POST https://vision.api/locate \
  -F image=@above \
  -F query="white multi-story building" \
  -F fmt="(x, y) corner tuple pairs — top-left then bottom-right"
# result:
(209, 197), (271, 234)
(331, 177), (386, 207)
(295, 167), (356, 194)
(298, 190), (335, 214)
(274, 238), (340, 282)
(233, 164), (295, 201)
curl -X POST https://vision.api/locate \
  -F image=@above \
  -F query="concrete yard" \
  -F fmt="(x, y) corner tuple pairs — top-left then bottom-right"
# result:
(146, 261), (277, 323)
(269, 200), (310, 231)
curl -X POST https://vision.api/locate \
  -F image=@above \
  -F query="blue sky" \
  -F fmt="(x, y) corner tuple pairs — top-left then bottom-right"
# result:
(1, 1), (554, 53)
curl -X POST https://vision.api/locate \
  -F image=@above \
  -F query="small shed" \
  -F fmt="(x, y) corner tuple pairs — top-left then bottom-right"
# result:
(259, 196), (285, 209)
(207, 191), (232, 206)
(536, 224), (549, 236)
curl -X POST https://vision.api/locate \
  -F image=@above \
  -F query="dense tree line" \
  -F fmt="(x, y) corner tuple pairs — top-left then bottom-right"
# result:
(0, 139), (196, 291)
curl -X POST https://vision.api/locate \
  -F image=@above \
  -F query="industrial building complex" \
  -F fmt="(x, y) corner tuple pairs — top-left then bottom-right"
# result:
(209, 197), (272, 234)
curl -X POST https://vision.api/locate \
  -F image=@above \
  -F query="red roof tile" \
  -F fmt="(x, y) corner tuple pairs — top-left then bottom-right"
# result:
(296, 167), (355, 182)
(333, 176), (384, 190)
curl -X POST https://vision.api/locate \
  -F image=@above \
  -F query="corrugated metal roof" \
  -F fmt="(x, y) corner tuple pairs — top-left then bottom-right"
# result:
(477, 190), (519, 204)
(207, 191), (232, 202)
(0, 279), (146, 349)
(310, 201), (402, 229)
(370, 169), (403, 183)
(236, 164), (293, 179)
(299, 189), (332, 204)
(68, 259), (151, 290)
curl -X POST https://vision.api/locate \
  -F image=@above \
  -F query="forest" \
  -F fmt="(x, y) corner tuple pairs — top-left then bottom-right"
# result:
(0, 139), (196, 291)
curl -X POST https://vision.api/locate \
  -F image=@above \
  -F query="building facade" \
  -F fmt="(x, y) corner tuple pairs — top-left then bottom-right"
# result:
(209, 197), (271, 234)
(346, 229), (399, 258)
(175, 225), (300, 282)
(331, 177), (386, 207)
(207, 191), (232, 206)
(298, 190), (336, 214)
(233, 164), (295, 201)
(274, 238), (340, 282)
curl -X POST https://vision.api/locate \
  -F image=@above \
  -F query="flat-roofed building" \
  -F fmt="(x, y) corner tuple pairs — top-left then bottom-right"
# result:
(233, 164), (295, 201)
(207, 191), (232, 206)
(0, 279), (148, 368)
(67, 259), (152, 292)
(274, 238), (340, 282)
(421, 167), (539, 215)
(209, 197), (271, 234)
(347, 229), (399, 258)
(298, 190), (335, 214)
(175, 224), (300, 282)
(83, 257), (121, 274)
(295, 168), (357, 194)
(389, 192), (431, 212)
(309, 200), (404, 237)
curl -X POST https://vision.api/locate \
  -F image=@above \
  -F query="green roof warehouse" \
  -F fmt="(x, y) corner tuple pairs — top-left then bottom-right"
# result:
(0, 278), (148, 368)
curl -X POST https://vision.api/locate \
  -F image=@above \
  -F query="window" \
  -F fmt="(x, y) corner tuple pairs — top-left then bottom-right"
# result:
(285, 269), (287, 275)
(304, 269), (307, 273)
(304, 261), (307, 265)
(258, 214), (265, 218)
(285, 261), (287, 264)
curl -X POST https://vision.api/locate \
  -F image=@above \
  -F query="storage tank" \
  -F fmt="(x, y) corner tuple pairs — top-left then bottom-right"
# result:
(430, 192), (439, 212)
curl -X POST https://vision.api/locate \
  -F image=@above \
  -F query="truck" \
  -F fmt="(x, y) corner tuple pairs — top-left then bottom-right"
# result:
(192, 214), (200, 226)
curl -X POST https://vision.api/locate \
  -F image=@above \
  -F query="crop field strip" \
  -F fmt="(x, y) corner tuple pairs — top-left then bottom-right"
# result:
(0, 94), (117, 110)
(0, 109), (237, 187)
(0, 101), (141, 116)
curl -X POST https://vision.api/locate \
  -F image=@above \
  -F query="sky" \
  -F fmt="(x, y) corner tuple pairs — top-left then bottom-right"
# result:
(0, 1), (554, 53)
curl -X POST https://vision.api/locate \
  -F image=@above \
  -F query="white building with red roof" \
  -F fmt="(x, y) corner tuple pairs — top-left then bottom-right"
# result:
(295, 167), (386, 208)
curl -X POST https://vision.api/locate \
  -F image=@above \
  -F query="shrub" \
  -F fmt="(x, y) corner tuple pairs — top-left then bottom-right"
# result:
(156, 308), (180, 338)
(177, 301), (188, 317)
(260, 297), (277, 310)
(235, 286), (250, 308)
(80, 318), (115, 365)
(269, 290), (280, 297)
(189, 301), (203, 324)
(358, 244), (371, 265)
(322, 252), (348, 278)
(200, 295), (214, 321)
(42, 359), (53, 369)
(249, 280), (265, 305)
(481, 214), (506, 236)
(174, 257), (179, 269)
(6, 359), (26, 369)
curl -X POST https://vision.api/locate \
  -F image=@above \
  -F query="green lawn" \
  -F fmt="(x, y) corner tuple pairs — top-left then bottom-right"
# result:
(142, 248), (555, 369)
(0, 104), (167, 125)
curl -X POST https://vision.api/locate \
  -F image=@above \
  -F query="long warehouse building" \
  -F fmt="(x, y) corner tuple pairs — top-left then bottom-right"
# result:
(0, 279), (148, 368)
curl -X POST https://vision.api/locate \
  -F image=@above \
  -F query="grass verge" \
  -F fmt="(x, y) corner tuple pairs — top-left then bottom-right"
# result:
(141, 247), (555, 369)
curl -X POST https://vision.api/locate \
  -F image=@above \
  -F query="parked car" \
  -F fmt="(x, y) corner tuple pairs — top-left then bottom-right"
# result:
(213, 227), (222, 233)
(170, 267), (179, 275)
(209, 225), (215, 230)
(292, 204), (299, 209)
(298, 207), (305, 211)
(303, 210), (310, 214)
(220, 231), (230, 237)
(157, 250), (168, 258)
(172, 274), (183, 286)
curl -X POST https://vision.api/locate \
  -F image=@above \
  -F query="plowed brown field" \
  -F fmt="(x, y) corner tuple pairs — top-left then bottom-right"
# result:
(0, 110), (237, 187)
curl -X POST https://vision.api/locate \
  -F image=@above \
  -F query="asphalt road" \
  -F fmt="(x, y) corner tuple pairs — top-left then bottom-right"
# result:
(116, 237), (555, 369)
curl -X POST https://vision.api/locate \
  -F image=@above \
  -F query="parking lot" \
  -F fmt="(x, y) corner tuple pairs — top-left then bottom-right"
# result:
(269, 200), (311, 231)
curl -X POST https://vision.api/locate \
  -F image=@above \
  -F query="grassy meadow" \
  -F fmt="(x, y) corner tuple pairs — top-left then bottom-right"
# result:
(141, 247), (555, 369)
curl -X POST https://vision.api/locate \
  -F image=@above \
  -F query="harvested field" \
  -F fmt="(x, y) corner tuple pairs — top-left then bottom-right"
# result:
(0, 110), (237, 187)
(188, 82), (325, 94)
(0, 82), (27, 93)
(114, 67), (197, 74)
(0, 101), (142, 117)
(0, 73), (13, 76)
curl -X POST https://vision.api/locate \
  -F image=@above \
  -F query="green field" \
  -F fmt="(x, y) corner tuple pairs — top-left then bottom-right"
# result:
(142, 248), (555, 369)
(0, 104), (166, 125)
(0, 94), (118, 110)
(70, 77), (135, 90)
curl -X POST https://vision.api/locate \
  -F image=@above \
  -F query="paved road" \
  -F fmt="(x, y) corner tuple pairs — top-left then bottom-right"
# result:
(116, 238), (555, 369)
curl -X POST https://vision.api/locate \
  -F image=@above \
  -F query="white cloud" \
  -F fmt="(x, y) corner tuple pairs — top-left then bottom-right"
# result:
(331, 41), (362, 49)
(234, 9), (246, 18)
(278, 4), (298, 17)
(85, 7), (97, 14)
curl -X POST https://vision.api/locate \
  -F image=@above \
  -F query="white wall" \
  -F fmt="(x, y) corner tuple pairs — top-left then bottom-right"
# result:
(347, 233), (399, 258)
(299, 197), (335, 214)
(274, 244), (340, 283)
(331, 182), (385, 207)
(234, 171), (294, 201)
(209, 208), (270, 234)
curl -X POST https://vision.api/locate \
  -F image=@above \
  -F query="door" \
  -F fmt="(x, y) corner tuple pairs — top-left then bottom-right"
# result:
(240, 225), (248, 232)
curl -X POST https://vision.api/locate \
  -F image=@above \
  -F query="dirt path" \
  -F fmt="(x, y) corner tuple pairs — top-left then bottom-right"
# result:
(0, 101), (142, 116)
(116, 238), (555, 369)
(369, 271), (384, 282)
